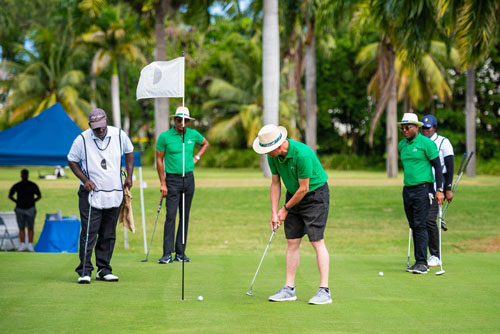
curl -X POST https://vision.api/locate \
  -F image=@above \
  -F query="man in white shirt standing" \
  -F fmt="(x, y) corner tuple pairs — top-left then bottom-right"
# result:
(421, 115), (454, 267)
(67, 108), (134, 284)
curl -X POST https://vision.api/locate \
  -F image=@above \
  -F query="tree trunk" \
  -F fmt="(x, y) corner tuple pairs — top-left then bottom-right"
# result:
(154, 0), (170, 141)
(295, 37), (305, 130)
(386, 54), (398, 178)
(261, 0), (280, 177)
(465, 66), (476, 177)
(111, 70), (121, 128)
(90, 77), (97, 109)
(305, 31), (317, 152)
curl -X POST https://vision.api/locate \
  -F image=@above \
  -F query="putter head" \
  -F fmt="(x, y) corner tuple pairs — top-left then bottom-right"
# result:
(246, 291), (254, 297)
(141, 259), (148, 262)
(436, 270), (445, 276)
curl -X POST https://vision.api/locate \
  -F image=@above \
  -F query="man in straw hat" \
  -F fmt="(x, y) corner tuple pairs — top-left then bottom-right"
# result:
(398, 113), (444, 274)
(253, 124), (331, 304)
(156, 106), (209, 264)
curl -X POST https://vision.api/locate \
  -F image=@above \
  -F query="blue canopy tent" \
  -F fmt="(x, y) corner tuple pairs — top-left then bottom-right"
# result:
(0, 103), (148, 252)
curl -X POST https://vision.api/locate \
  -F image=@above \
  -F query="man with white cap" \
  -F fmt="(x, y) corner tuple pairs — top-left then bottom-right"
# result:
(156, 106), (209, 264)
(421, 114), (454, 267)
(398, 113), (444, 274)
(253, 124), (331, 305)
(68, 108), (134, 284)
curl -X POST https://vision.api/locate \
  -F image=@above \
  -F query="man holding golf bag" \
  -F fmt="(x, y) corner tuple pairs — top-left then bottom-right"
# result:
(398, 113), (444, 274)
(155, 107), (209, 264)
(421, 115), (454, 267)
(253, 125), (331, 305)
(68, 108), (134, 284)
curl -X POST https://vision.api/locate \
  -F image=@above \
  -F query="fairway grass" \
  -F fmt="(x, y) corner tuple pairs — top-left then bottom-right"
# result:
(1, 167), (499, 333)
(0, 253), (499, 333)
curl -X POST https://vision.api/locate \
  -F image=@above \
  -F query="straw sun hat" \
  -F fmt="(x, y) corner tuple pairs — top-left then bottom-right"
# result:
(252, 124), (288, 154)
(397, 113), (423, 127)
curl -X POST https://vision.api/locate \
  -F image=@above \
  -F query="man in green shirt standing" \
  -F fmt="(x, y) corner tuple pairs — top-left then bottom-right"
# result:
(398, 113), (444, 274)
(156, 107), (209, 264)
(253, 124), (331, 305)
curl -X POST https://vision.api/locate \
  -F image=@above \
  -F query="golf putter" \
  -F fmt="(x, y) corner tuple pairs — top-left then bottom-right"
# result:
(436, 205), (445, 276)
(246, 228), (277, 296)
(81, 190), (93, 281)
(141, 197), (164, 262)
(406, 228), (412, 267)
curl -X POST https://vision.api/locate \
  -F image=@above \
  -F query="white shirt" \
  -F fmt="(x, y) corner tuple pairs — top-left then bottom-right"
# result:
(67, 126), (133, 209)
(429, 132), (454, 175)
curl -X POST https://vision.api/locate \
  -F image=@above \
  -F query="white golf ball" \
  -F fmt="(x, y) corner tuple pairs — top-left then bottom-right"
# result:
(378, 271), (384, 277)
(198, 295), (204, 301)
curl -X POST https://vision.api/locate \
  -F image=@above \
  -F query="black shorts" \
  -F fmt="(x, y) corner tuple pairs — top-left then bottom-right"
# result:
(284, 182), (329, 242)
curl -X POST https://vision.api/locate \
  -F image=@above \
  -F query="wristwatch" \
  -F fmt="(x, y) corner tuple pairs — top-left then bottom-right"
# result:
(194, 154), (201, 161)
(436, 187), (444, 192)
(284, 204), (290, 211)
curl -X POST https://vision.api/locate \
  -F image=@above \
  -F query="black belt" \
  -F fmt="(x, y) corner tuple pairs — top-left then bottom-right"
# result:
(404, 183), (430, 189)
(166, 171), (193, 177)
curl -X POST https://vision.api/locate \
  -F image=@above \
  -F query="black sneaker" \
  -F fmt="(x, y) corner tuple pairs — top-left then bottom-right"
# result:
(174, 253), (190, 262)
(158, 254), (173, 264)
(412, 264), (429, 274)
(406, 264), (417, 273)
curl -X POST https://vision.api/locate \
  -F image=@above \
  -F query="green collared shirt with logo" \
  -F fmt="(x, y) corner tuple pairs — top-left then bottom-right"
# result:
(268, 139), (328, 195)
(156, 128), (204, 174)
(398, 133), (439, 186)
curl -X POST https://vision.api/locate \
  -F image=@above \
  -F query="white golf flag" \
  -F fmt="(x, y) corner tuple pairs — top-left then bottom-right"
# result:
(136, 57), (185, 99)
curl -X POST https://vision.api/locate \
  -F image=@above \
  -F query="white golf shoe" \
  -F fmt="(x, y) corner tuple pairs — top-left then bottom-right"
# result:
(428, 255), (441, 267)
(96, 270), (119, 282)
(78, 276), (91, 284)
(17, 243), (27, 251)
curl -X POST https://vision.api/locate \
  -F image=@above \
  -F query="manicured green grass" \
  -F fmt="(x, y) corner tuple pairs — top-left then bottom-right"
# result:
(1, 167), (499, 333)
(1, 253), (499, 333)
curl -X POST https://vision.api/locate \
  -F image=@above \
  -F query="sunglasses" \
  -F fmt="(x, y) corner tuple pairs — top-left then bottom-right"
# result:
(400, 125), (416, 132)
(175, 118), (190, 124)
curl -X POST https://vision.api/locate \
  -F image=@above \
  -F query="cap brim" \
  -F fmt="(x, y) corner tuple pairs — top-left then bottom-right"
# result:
(252, 126), (288, 154)
(90, 119), (107, 129)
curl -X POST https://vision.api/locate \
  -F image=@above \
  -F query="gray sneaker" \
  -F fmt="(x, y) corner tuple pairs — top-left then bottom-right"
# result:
(268, 286), (297, 302)
(308, 288), (332, 305)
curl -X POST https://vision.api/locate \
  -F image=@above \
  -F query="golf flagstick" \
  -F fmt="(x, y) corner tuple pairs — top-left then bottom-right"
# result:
(436, 204), (445, 276)
(136, 52), (187, 300)
(181, 51), (186, 301)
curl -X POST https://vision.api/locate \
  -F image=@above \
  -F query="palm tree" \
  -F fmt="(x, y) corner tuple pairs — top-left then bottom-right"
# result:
(351, 0), (441, 177)
(437, 0), (500, 176)
(1, 26), (91, 129)
(356, 40), (459, 115)
(81, 4), (146, 129)
(282, 0), (344, 152)
(261, 0), (280, 176)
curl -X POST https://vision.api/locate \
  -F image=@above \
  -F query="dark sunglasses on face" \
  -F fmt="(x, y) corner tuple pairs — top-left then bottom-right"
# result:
(422, 126), (432, 130)
(400, 125), (416, 132)
(175, 118), (189, 124)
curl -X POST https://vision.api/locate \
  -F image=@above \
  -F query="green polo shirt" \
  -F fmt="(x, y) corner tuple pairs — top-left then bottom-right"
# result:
(268, 139), (328, 195)
(398, 133), (439, 186)
(156, 128), (204, 174)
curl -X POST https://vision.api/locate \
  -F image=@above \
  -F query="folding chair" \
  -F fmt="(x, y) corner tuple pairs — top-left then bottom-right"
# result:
(0, 217), (19, 251)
